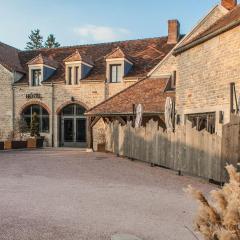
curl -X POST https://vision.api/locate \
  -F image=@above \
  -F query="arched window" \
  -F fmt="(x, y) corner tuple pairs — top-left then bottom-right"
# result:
(22, 104), (49, 133)
(61, 104), (85, 116)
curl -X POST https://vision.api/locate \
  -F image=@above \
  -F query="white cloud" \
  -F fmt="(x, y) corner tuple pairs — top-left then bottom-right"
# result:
(73, 25), (130, 42)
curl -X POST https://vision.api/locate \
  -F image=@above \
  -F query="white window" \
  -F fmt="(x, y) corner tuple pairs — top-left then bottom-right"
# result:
(32, 69), (41, 86)
(75, 66), (79, 84)
(110, 64), (121, 83)
(68, 67), (72, 85)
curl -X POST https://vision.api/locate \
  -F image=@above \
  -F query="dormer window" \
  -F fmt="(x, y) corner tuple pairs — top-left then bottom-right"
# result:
(32, 69), (42, 86)
(105, 47), (133, 83)
(110, 64), (121, 83)
(27, 54), (57, 87)
(64, 50), (94, 85)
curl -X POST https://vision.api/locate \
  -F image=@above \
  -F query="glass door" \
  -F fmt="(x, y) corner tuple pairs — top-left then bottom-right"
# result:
(63, 118), (74, 142)
(60, 104), (87, 147)
(76, 118), (86, 142)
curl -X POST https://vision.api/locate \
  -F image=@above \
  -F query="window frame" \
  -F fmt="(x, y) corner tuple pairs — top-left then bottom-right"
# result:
(75, 66), (79, 85)
(22, 105), (49, 133)
(68, 66), (72, 85)
(110, 64), (121, 83)
(32, 69), (42, 86)
(186, 112), (216, 134)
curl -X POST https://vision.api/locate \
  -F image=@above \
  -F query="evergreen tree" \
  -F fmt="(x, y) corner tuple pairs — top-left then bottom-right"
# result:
(25, 29), (43, 50)
(30, 112), (40, 137)
(45, 34), (60, 48)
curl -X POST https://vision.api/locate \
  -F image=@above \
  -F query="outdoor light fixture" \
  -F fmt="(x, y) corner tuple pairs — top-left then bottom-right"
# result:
(71, 96), (75, 102)
(219, 111), (224, 124)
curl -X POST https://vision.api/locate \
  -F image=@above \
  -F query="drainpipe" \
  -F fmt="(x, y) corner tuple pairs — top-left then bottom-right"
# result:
(12, 71), (16, 134)
(51, 81), (54, 147)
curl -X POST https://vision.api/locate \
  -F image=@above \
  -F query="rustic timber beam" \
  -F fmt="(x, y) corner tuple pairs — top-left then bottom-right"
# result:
(103, 117), (110, 124)
(90, 116), (101, 128)
(115, 116), (126, 125)
(87, 117), (93, 149)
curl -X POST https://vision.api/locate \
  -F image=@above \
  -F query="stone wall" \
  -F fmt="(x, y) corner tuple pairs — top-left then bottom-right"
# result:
(150, 5), (227, 79)
(0, 65), (13, 140)
(12, 79), (136, 149)
(180, 5), (227, 45)
(176, 25), (240, 135)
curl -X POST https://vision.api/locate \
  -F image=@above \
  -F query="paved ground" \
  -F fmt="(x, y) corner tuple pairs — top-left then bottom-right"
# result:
(0, 149), (217, 240)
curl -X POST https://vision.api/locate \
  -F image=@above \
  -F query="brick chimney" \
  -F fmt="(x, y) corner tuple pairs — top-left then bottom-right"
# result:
(167, 20), (180, 45)
(221, 0), (237, 10)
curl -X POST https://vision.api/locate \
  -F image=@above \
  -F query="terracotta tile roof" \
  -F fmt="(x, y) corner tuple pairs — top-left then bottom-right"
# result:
(63, 50), (94, 65)
(174, 4), (240, 54)
(27, 53), (58, 68)
(0, 42), (24, 72)
(15, 37), (175, 84)
(85, 77), (175, 116)
(105, 47), (133, 63)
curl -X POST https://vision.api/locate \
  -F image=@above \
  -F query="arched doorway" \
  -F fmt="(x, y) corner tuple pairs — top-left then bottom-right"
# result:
(59, 104), (87, 147)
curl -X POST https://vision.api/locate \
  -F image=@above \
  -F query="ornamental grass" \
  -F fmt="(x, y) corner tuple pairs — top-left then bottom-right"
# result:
(185, 165), (240, 240)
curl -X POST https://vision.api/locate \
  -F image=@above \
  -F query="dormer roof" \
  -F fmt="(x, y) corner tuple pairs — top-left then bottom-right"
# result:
(27, 54), (58, 69)
(63, 50), (94, 66)
(12, 36), (176, 84)
(105, 47), (133, 63)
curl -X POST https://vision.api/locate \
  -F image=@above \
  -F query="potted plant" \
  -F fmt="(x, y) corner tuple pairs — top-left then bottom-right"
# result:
(0, 129), (4, 150)
(28, 112), (44, 148)
(11, 118), (28, 149)
(4, 131), (13, 150)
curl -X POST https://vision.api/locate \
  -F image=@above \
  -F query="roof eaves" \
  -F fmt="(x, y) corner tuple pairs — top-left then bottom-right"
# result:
(85, 111), (164, 116)
(174, 17), (240, 55)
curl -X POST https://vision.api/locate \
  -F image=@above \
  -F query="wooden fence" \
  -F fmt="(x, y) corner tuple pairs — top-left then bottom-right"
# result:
(105, 116), (240, 182)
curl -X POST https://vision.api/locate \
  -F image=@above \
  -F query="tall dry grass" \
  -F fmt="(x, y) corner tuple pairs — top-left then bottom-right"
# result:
(185, 165), (240, 240)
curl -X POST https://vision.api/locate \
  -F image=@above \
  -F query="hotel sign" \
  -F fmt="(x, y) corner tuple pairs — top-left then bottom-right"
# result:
(26, 93), (42, 99)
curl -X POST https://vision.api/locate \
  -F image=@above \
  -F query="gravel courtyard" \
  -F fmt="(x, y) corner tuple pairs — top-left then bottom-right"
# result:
(0, 149), (216, 240)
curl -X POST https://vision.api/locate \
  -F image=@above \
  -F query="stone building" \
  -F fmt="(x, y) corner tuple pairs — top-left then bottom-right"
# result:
(0, 21), (179, 149)
(174, 0), (240, 135)
(85, 0), (230, 148)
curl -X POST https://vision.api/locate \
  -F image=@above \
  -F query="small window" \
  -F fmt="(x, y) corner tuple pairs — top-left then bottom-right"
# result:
(75, 66), (79, 84)
(32, 69), (41, 86)
(187, 112), (216, 134)
(172, 71), (176, 88)
(68, 67), (72, 85)
(110, 64), (121, 83)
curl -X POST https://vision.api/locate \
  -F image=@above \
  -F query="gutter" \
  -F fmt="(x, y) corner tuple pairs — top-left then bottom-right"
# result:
(174, 19), (240, 55)
(12, 72), (16, 133)
(85, 112), (164, 117)
(51, 81), (54, 147)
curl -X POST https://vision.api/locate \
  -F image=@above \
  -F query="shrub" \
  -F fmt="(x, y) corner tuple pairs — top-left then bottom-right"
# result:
(14, 117), (29, 140)
(30, 112), (40, 137)
(185, 165), (240, 240)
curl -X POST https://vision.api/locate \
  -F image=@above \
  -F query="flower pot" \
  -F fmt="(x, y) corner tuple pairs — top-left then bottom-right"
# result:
(4, 140), (12, 150)
(97, 143), (106, 152)
(27, 138), (37, 148)
(11, 140), (27, 149)
(0, 142), (4, 150)
(36, 137), (44, 148)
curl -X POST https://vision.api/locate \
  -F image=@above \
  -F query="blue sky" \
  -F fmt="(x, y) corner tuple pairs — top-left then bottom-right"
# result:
(0, 0), (219, 49)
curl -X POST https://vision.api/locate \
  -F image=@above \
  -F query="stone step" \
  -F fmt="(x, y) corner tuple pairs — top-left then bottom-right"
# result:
(111, 234), (143, 240)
